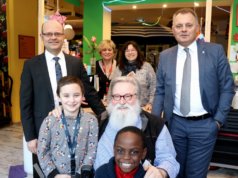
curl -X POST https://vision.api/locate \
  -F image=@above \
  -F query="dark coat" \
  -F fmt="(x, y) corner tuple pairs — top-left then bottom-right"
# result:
(20, 53), (105, 141)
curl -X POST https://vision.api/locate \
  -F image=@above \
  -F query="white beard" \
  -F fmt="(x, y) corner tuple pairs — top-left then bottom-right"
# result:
(107, 100), (141, 131)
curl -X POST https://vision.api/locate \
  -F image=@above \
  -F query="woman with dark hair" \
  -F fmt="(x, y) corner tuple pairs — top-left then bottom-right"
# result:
(112, 41), (156, 111)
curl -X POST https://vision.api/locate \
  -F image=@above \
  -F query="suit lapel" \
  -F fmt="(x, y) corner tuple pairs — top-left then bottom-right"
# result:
(64, 54), (72, 75)
(171, 46), (178, 100)
(197, 42), (206, 95)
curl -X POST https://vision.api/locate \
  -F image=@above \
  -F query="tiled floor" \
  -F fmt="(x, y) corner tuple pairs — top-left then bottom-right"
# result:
(0, 123), (238, 178)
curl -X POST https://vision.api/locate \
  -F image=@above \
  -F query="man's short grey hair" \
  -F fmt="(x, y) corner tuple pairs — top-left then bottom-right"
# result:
(172, 8), (199, 26)
(107, 76), (141, 102)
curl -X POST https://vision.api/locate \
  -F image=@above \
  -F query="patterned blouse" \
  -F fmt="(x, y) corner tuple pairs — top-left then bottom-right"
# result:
(37, 110), (98, 177)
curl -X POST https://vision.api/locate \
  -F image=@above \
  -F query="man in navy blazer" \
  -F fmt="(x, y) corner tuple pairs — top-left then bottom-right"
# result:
(152, 8), (234, 178)
(20, 19), (105, 178)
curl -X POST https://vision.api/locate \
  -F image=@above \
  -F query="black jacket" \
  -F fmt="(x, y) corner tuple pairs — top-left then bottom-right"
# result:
(20, 53), (105, 141)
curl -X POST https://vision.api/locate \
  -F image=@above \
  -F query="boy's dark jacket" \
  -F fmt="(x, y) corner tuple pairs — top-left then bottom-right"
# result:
(95, 157), (145, 178)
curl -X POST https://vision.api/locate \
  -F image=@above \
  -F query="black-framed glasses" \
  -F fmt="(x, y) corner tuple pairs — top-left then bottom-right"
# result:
(112, 93), (136, 101)
(42, 32), (64, 38)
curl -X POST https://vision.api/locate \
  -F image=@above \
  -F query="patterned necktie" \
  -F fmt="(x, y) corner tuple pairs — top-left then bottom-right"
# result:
(53, 57), (62, 82)
(180, 48), (191, 116)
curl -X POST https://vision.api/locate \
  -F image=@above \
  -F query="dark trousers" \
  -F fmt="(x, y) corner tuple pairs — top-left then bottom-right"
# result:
(169, 115), (218, 178)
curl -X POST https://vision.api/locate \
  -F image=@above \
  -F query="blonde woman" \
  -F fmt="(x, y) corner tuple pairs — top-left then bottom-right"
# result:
(96, 40), (117, 99)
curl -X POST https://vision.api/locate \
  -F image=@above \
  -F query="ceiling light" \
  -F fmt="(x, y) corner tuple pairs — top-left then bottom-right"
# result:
(163, 4), (167, 8)
(194, 2), (199, 7)
(132, 5), (137, 9)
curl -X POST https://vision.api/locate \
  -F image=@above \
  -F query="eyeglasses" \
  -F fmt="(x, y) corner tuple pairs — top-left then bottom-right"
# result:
(112, 93), (136, 101)
(42, 32), (64, 38)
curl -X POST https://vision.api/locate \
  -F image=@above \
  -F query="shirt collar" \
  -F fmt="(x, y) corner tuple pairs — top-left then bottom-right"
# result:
(178, 40), (197, 53)
(45, 50), (64, 61)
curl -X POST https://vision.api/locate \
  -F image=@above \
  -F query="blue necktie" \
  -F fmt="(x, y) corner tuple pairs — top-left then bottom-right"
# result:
(180, 48), (191, 116)
(53, 57), (62, 82)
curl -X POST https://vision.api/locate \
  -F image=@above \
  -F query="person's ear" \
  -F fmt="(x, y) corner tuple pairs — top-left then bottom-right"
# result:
(142, 148), (147, 159)
(58, 96), (61, 102)
(40, 33), (44, 41)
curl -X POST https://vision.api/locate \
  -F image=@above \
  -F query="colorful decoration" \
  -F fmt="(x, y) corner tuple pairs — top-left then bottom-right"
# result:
(0, 0), (12, 124)
(234, 33), (238, 42)
(83, 35), (98, 58)
(141, 16), (161, 26)
(49, 10), (67, 25)
(102, 0), (146, 10)
(0, 0), (7, 73)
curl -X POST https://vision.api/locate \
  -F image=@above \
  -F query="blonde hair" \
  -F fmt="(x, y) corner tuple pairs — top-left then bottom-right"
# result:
(97, 39), (116, 54)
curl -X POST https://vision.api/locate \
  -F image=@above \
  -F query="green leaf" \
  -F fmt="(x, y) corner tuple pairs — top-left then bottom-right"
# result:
(83, 35), (92, 49)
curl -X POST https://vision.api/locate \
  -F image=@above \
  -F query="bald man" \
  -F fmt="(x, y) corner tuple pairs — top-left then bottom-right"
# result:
(20, 20), (105, 177)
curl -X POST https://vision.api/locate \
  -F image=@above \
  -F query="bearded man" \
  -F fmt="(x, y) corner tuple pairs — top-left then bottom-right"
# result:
(94, 76), (179, 178)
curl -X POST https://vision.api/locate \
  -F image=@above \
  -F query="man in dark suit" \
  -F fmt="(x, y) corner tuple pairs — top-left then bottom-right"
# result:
(152, 8), (234, 178)
(20, 19), (105, 177)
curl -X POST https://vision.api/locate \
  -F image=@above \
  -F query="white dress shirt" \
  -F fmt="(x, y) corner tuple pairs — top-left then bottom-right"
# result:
(45, 50), (67, 106)
(173, 41), (207, 116)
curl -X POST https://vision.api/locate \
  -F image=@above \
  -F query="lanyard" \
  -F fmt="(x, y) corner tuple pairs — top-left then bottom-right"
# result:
(102, 60), (113, 79)
(61, 110), (81, 175)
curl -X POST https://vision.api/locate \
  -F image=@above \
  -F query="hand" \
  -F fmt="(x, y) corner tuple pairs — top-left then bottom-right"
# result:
(54, 174), (71, 178)
(48, 106), (62, 118)
(99, 110), (108, 121)
(27, 139), (38, 154)
(144, 166), (168, 178)
(81, 96), (88, 105)
(143, 103), (152, 112)
(127, 71), (136, 77)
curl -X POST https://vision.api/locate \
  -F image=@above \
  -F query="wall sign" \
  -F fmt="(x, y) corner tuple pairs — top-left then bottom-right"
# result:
(18, 35), (35, 59)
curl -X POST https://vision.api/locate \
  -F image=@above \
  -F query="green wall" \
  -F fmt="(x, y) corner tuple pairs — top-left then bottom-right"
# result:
(83, 0), (103, 64)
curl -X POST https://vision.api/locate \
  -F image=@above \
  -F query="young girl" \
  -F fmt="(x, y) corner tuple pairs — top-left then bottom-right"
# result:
(37, 76), (98, 178)
(95, 126), (147, 178)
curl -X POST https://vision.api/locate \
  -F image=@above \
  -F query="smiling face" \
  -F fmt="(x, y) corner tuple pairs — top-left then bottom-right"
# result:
(100, 48), (115, 61)
(172, 12), (199, 47)
(125, 44), (138, 61)
(111, 82), (137, 107)
(41, 20), (65, 55)
(58, 83), (83, 117)
(114, 131), (147, 173)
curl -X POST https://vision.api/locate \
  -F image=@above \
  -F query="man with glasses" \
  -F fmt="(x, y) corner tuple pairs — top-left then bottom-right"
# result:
(94, 76), (179, 178)
(20, 19), (105, 178)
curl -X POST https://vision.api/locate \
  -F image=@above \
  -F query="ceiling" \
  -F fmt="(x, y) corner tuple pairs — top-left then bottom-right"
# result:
(109, 1), (232, 27)
(45, 0), (232, 32)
